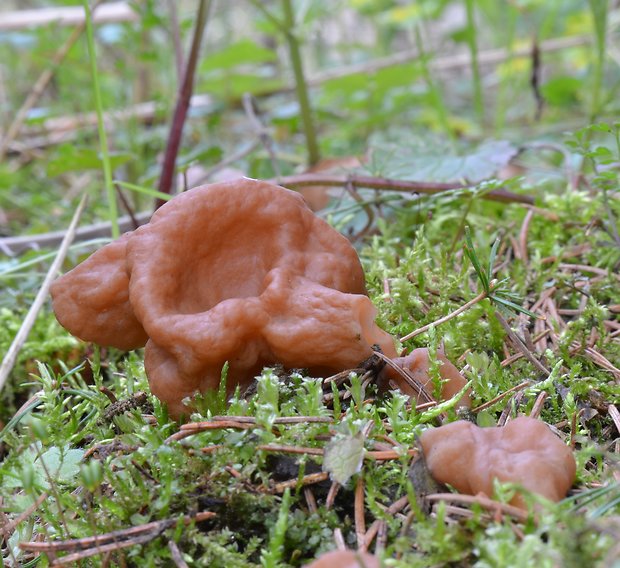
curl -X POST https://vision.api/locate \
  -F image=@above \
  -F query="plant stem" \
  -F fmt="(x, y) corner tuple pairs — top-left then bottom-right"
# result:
(281, 0), (320, 166)
(588, 0), (608, 121)
(414, 24), (453, 141)
(400, 289), (488, 342)
(83, 0), (118, 237)
(156, 0), (211, 209)
(276, 173), (534, 204)
(464, 0), (484, 126)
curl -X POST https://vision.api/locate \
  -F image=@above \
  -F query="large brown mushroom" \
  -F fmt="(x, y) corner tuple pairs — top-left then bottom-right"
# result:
(51, 179), (397, 417)
(419, 416), (576, 509)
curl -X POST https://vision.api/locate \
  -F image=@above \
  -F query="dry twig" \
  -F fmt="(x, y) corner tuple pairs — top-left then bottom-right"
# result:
(20, 512), (215, 565)
(0, 194), (87, 394)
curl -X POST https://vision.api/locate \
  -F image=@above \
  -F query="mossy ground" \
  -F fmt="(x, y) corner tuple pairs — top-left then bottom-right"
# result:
(1, 125), (619, 565)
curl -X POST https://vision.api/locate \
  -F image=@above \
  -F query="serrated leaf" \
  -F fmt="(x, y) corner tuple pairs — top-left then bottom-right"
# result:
(367, 138), (518, 183)
(323, 431), (365, 485)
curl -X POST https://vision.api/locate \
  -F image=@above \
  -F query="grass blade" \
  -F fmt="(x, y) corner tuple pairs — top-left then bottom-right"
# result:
(83, 0), (118, 238)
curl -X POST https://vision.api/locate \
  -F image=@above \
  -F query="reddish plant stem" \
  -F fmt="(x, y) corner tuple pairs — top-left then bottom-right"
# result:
(276, 173), (534, 205)
(155, 0), (211, 210)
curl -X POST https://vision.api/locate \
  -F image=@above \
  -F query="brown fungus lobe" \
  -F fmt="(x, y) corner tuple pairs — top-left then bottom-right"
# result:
(384, 348), (471, 408)
(305, 549), (381, 568)
(51, 179), (397, 417)
(420, 416), (576, 509)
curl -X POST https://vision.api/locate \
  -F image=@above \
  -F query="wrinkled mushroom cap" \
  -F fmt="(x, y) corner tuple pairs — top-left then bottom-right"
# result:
(420, 416), (576, 508)
(51, 179), (397, 417)
(305, 549), (381, 568)
(384, 348), (471, 407)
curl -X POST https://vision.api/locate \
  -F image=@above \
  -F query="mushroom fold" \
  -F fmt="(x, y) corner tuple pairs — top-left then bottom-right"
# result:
(383, 348), (471, 408)
(420, 416), (576, 508)
(51, 179), (397, 417)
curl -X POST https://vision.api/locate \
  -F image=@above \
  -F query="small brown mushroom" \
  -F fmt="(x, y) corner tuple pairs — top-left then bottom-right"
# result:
(384, 348), (471, 407)
(51, 179), (397, 417)
(420, 416), (576, 509)
(305, 549), (380, 568)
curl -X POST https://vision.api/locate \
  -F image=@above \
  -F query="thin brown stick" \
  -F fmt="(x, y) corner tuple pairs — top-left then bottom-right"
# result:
(270, 472), (329, 494)
(47, 533), (156, 566)
(517, 209), (534, 264)
(257, 444), (324, 456)
(19, 511), (215, 554)
(326, 482), (340, 510)
(608, 405), (620, 435)
(0, 492), (48, 540)
(425, 493), (528, 522)
(495, 311), (551, 375)
(401, 290), (488, 341)
(333, 528), (346, 550)
(165, 420), (258, 443)
(209, 415), (333, 425)
(196, 139), (261, 184)
(0, 211), (150, 256)
(304, 487), (318, 514)
(276, 174), (533, 205)
(472, 381), (531, 413)
(375, 520), (388, 554)
(559, 263), (620, 280)
(354, 476), (366, 550)
(366, 449), (417, 460)
(114, 185), (139, 229)
(168, 540), (189, 568)
(529, 391), (548, 419)
(243, 94), (281, 176)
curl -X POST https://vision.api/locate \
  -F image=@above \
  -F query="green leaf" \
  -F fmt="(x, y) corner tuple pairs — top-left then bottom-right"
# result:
(323, 429), (365, 485)
(541, 76), (582, 107)
(464, 227), (489, 291)
(490, 294), (538, 319)
(487, 238), (501, 285)
(366, 137), (518, 183)
(47, 144), (133, 177)
(198, 73), (283, 99)
(115, 180), (172, 202)
(38, 446), (84, 484)
(201, 39), (276, 72)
